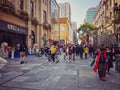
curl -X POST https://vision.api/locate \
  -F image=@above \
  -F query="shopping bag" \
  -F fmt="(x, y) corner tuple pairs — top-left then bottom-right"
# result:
(90, 59), (95, 67)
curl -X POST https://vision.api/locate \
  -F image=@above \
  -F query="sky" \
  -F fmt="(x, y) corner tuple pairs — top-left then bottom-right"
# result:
(56, 0), (100, 28)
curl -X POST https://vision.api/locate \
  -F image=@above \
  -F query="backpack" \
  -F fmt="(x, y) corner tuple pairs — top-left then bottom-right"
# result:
(51, 47), (56, 54)
(100, 52), (106, 63)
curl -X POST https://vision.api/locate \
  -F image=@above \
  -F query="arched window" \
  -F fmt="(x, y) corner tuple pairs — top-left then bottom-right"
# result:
(20, 0), (24, 10)
(30, 0), (34, 16)
(43, 11), (47, 22)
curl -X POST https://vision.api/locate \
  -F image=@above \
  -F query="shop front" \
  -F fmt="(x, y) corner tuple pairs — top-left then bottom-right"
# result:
(0, 20), (28, 48)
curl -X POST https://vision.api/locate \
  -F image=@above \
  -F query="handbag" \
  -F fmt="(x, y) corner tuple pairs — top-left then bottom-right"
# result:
(90, 59), (95, 67)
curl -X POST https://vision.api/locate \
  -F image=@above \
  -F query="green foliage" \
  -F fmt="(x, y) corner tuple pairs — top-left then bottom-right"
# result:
(78, 22), (98, 36)
(79, 34), (85, 40)
(77, 22), (98, 40)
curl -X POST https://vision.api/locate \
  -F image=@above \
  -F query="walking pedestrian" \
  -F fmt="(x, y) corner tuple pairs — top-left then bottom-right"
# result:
(19, 44), (26, 64)
(69, 45), (74, 62)
(63, 45), (66, 60)
(50, 45), (57, 62)
(84, 46), (89, 59)
(73, 44), (76, 60)
(79, 44), (84, 59)
(89, 45), (93, 57)
(93, 44), (108, 81)
(106, 47), (114, 74)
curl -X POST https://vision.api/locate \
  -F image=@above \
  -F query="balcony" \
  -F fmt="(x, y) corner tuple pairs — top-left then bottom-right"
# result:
(112, 13), (120, 24)
(43, 22), (51, 30)
(18, 10), (28, 21)
(0, 0), (15, 14)
(31, 17), (38, 25)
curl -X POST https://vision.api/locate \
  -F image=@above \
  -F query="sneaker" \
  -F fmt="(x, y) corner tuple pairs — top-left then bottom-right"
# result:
(56, 60), (59, 63)
(20, 61), (24, 64)
(101, 77), (105, 81)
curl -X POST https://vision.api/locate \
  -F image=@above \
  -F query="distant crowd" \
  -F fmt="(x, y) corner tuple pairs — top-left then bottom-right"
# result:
(0, 42), (120, 81)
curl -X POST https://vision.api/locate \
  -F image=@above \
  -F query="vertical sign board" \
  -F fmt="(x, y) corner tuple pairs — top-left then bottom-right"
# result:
(60, 40), (65, 45)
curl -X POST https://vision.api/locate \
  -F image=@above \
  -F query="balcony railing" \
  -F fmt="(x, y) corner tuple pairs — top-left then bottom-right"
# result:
(18, 10), (28, 21)
(43, 22), (51, 30)
(0, 0), (15, 14)
(112, 13), (120, 24)
(31, 17), (38, 25)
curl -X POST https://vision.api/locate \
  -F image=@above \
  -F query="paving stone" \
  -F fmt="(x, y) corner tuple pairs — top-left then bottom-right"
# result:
(0, 55), (120, 90)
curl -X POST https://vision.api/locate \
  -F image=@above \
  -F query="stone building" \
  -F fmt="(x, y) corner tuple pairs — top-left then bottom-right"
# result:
(50, 0), (60, 42)
(59, 18), (69, 45)
(92, 0), (120, 47)
(0, 0), (56, 49)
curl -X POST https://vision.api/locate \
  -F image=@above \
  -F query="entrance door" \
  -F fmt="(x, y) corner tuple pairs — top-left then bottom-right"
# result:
(31, 31), (35, 45)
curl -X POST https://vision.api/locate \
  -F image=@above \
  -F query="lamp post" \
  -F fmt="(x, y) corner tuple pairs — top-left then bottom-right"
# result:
(114, 3), (120, 47)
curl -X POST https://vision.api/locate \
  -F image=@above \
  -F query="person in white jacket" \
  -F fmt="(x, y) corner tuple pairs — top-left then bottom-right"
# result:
(0, 57), (7, 69)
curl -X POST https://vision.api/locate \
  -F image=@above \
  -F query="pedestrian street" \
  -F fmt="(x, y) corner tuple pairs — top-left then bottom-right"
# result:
(0, 55), (120, 90)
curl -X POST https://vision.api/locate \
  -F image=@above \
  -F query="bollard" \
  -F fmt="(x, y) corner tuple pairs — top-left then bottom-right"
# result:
(11, 51), (14, 59)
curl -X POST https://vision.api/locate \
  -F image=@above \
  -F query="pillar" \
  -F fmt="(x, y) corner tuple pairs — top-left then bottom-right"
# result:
(36, 25), (40, 48)
(26, 0), (32, 47)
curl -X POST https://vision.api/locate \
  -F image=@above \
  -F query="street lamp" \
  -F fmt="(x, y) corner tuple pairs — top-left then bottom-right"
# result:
(113, 3), (120, 47)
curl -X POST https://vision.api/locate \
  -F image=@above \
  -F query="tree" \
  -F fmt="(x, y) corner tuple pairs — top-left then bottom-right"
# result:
(77, 22), (98, 40)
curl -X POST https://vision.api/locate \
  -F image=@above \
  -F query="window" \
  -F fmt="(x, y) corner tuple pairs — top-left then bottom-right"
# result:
(60, 24), (65, 31)
(30, 0), (34, 16)
(20, 0), (24, 10)
(43, 11), (47, 22)
(110, 0), (112, 7)
(110, 12), (112, 20)
(43, 0), (47, 5)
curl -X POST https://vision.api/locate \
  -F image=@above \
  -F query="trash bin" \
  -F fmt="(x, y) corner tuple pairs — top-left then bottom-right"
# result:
(115, 56), (120, 73)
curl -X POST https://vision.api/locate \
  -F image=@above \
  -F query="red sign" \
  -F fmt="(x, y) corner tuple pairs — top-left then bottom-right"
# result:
(49, 39), (53, 42)
(85, 35), (89, 41)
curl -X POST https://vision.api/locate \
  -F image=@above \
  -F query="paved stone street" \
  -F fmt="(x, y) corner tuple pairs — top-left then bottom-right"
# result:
(0, 55), (120, 90)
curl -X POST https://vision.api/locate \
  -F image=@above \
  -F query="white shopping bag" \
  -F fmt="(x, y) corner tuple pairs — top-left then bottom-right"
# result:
(0, 57), (7, 69)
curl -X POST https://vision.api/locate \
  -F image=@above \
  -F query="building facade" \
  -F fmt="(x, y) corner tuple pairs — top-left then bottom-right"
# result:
(59, 2), (71, 23)
(0, 0), (54, 49)
(59, 18), (69, 45)
(85, 7), (97, 23)
(58, 2), (74, 45)
(71, 22), (78, 44)
(50, 0), (60, 42)
(92, 0), (120, 46)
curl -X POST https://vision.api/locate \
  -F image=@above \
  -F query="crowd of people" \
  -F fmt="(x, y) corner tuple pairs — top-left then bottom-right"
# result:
(93, 44), (120, 81)
(0, 42), (120, 82)
(41, 43), (120, 82)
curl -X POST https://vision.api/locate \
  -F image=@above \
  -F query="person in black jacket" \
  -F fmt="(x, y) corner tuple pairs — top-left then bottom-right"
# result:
(79, 44), (84, 59)
(19, 44), (26, 64)
(106, 47), (114, 74)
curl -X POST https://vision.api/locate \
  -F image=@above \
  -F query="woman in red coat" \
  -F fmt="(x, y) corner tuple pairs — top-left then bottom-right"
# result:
(93, 47), (107, 81)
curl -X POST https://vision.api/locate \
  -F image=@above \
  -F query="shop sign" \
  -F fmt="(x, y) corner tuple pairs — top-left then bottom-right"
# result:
(0, 20), (28, 35)
(60, 40), (65, 44)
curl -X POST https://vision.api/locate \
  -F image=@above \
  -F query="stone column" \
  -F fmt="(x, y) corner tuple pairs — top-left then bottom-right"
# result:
(39, 25), (43, 48)
(39, 0), (43, 48)
(12, 0), (19, 11)
(36, 25), (40, 48)
(35, 0), (40, 48)
(26, 0), (32, 47)
(27, 20), (32, 47)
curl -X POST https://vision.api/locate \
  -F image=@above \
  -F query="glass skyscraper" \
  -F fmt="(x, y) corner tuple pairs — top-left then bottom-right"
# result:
(85, 7), (97, 23)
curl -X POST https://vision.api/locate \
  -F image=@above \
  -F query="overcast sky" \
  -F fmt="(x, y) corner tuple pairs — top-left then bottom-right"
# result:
(56, 0), (100, 28)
